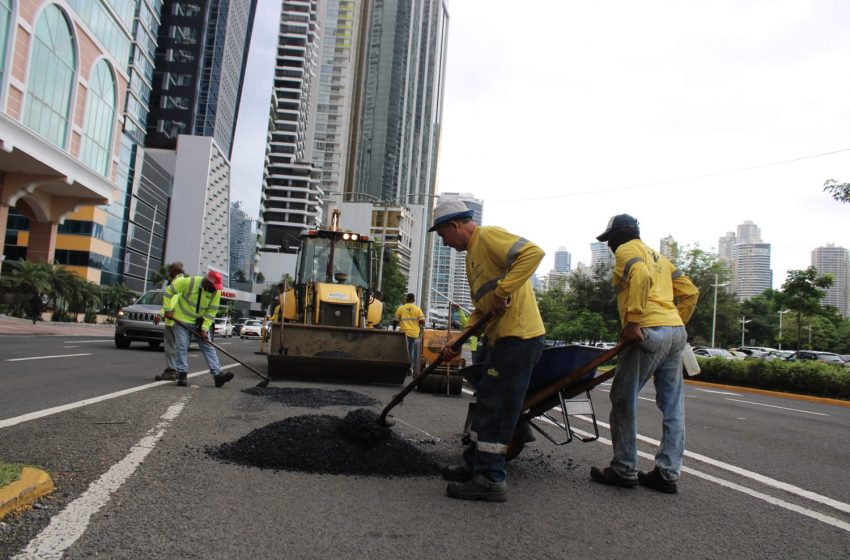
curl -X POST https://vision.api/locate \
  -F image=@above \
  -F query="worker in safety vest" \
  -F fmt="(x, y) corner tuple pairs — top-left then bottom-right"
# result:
(392, 293), (425, 375)
(162, 270), (233, 388)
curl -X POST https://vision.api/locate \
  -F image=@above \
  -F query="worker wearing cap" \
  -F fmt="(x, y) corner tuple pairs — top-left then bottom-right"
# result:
(431, 199), (546, 502)
(154, 261), (184, 381)
(589, 214), (699, 494)
(163, 270), (234, 388)
(392, 293), (426, 376)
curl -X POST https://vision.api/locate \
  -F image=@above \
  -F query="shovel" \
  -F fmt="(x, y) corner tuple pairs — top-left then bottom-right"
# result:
(378, 312), (494, 425)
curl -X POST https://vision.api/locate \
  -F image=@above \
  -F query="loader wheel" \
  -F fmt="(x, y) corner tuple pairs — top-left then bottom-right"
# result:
(148, 341), (161, 350)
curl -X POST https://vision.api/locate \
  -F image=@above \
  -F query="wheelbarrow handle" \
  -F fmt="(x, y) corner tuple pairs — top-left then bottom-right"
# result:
(378, 311), (494, 424)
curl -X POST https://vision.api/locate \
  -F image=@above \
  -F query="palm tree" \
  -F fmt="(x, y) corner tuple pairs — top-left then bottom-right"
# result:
(101, 283), (138, 321)
(149, 264), (169, 290)
(5, 260), (50, 295)
(69, 280), (102, 322)
(45, 265), (80, 321)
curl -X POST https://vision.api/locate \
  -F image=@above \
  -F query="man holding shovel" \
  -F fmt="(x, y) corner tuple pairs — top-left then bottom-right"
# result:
(162, 270), (233, 388)
(430, 199), (546, 502)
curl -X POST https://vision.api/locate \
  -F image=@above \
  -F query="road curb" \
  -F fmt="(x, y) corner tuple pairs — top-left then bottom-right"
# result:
(0, 467), (55, 519)
(684, 379), (850, 408)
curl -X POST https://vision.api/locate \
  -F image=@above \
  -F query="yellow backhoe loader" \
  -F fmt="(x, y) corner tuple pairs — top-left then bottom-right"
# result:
(267, 210), (409, 384)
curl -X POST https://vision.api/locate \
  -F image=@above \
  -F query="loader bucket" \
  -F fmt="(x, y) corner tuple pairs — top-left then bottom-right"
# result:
(267, 323), (410, 384)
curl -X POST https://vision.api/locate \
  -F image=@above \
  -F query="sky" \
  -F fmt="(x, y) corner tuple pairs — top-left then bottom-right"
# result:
(232, 0), (850, 290)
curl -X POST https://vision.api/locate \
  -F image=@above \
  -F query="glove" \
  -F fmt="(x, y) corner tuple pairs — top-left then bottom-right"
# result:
(153, 314), (161, 325)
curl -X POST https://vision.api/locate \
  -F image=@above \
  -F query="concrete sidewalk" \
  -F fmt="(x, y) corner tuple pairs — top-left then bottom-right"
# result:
(0, 315), (115, 337)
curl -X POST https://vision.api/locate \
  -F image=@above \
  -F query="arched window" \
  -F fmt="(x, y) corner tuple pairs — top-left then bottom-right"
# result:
(0, 0), (12, 93)
(81, 59), (116, 176)
(24, 4), (76, 148)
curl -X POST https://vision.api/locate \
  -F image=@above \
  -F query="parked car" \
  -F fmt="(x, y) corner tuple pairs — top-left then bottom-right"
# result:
(240, 320), (264, 339)
(213, 317), (233, 337)
(784, 351), (848, 366)
(765, 350), (794, 361)
(115, 290), (164, 349)
(692, 347), (737, 359)
(232, 318), (252, 337)
(735, 346), (776, 359)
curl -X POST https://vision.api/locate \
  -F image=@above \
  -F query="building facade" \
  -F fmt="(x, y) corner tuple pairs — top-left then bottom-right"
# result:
(812, 244), (849, 318)
(554, 246), (571, 273)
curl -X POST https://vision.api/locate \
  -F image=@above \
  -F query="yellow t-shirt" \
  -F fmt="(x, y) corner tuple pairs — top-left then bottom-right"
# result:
(394, 303), (425, 338)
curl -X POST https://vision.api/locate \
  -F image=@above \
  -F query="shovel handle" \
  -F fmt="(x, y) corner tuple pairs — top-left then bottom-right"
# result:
(174, 320), (271, 383)
(378, 312), (494, 424)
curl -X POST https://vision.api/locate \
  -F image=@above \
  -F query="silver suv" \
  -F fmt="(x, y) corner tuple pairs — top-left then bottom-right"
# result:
(115, 290), (164, 349)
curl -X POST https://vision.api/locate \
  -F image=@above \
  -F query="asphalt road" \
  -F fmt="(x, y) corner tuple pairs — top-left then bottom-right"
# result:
(1, 331), (849, 559)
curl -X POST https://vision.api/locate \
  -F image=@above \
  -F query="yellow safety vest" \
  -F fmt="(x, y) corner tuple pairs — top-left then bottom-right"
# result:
(163, 276), (220, 332)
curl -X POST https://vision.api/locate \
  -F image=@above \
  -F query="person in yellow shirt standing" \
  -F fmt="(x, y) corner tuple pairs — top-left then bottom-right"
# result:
(589, 214), (699, 494)
(431, 199), (546, 502)
(392, 293), (425, 376)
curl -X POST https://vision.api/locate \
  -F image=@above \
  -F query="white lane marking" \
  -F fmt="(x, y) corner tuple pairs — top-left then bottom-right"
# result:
(557, 419), (850, 534)
(0, 363), (238, 429)
(6, 353), (91, 362)
(61, 340), (114, 344)
(63, 346), (80, 349)
(696, 388), (742, 396)
(725, 398), (828, 416)
(569, 413), (850, 515)
(14, 398), (189, 560)
(638, 396), (654, 402)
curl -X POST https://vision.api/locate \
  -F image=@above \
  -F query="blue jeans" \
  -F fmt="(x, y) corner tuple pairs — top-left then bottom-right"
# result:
(163, 324), (177, 372)
(608, 326), (687, 482)
(173, 321), (222, 378)
(406, 336), (420, 374)
(462, 336), (545, 484)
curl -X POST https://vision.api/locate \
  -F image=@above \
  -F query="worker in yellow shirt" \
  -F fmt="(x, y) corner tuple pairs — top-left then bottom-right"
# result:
(392, 293), (425, 375)
(430, 199), (546, 503)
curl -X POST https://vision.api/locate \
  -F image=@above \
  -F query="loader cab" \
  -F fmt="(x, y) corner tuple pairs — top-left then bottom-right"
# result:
(294, 228), (377, 327)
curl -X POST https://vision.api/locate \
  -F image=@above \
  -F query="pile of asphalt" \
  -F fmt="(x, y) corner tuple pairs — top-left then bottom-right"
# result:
(209, 410), (440, 477)
(242, 387), (378, 408)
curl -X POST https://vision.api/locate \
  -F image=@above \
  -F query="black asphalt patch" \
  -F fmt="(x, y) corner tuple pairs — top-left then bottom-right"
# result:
(209, 413), (440, 477)
(242, 387), (379, 408)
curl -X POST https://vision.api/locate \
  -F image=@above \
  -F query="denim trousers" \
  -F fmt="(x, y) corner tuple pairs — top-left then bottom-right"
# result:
(173, 321), (222, 377)
(163, 324), (177, 372)
(462, 336), (545, 484)
(608, 325), (687, 481)
(406, 336), (420, 374)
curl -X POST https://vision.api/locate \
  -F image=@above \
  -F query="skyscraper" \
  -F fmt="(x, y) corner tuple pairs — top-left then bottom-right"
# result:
(590, 241), (614, 269)
(257, 0), (323, 283)
(812, 244), (849, 317)
(725, 220), (772, 302)
(554, 247), (571, 273)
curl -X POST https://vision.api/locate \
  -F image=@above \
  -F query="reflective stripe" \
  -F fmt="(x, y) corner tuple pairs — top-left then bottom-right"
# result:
(672, 269), (683, 279)
(467, 431), (508, 455)
(505, 238), (528, 268)
(476, 440), (508, 455)
(622, 256), (644, 279)
(473, 275), (505, 302)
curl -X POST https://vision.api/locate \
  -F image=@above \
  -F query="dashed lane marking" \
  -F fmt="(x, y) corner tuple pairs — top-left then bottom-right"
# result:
(6, 353), (91, 362)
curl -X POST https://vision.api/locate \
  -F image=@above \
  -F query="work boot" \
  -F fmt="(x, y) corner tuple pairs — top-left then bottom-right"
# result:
(441, 463), (473, 482)
(155, 369), (177, 381)
(176, 373), (188, 387)
(638, 467), (678, 494)
(214, 372), (234, 388)
(446, 475), (507, 503)
(590, 466), (637, 488)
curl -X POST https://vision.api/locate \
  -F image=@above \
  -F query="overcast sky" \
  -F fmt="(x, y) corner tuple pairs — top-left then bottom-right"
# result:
(232, 0), (850, 289)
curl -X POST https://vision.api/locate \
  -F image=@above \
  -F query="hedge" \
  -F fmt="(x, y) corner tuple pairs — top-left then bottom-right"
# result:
(694, 358), (850, 400)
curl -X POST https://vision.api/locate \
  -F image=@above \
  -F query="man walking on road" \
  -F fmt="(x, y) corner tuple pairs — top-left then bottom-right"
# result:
(589, 214), (699, 494)
(162, 270), (233, 388)
(431, 199), (546, 503)
(392, 293), (425, 375)
(154, 262), (184, 381)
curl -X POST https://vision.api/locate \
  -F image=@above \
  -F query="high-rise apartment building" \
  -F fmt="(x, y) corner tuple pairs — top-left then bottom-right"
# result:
(590, 241), (614, 269)
(812, 244), (849, 317)
(257, 0), (323, 283)
(229, 200), (255, 281)
(659, 235), (676, 260)
(734, 242), (772, 301)
(554, 247), (571, 273)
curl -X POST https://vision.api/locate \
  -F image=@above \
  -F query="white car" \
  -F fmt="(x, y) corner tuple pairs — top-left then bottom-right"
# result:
(213, 317), (233, 337)
(240, 320), (264, 339)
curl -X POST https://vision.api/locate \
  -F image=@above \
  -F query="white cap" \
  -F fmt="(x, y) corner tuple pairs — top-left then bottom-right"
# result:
(429, 199), (473, 231)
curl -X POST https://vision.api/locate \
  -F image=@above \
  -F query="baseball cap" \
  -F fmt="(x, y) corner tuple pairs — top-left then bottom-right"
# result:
(596, 214), (639, 241)
(429, 199), (474, 231)
(205, 270), (223, 290)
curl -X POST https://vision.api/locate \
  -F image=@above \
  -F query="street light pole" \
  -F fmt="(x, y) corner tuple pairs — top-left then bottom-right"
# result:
(711, 274), (729, 348)
(739, 316), (752, 347)
(803, 325), (813, 348)
(143, 204), (159, 293)
(777, 309), (790, 350)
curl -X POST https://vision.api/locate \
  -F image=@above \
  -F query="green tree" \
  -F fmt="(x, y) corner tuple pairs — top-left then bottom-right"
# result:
(823, 179), (850, 203)
(233, 270), (247, 283)
(777, 267), (832, 351)
(101, 283), (138, 321)
(4, 260), (50, 295)
(378, 250), (407, 324)
(255, 271), (265, 283)
(149, 264), (169, 289)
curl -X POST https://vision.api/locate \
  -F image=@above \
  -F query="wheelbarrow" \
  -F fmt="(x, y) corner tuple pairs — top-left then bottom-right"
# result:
(459, 343), (624, 460)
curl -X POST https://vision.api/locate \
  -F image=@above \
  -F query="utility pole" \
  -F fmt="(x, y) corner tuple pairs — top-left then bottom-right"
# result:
(777, 309), (790, 350)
